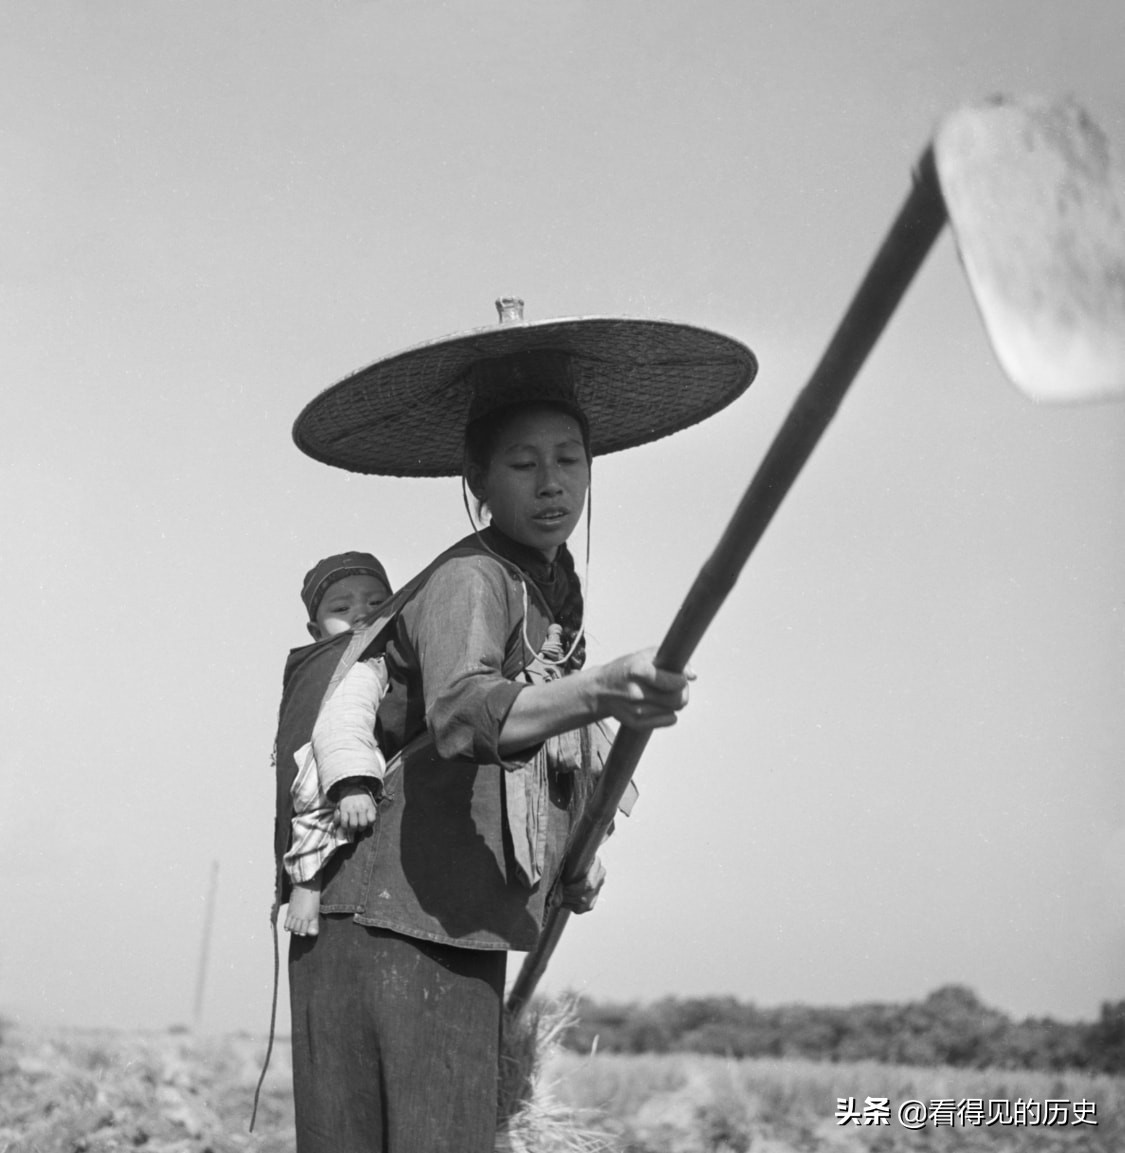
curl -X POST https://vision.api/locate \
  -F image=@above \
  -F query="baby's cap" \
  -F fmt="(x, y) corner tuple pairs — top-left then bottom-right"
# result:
(301, 552), (391, 620)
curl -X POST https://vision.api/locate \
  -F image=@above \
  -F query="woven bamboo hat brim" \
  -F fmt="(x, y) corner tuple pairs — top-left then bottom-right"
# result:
(293, 301), (758, 477)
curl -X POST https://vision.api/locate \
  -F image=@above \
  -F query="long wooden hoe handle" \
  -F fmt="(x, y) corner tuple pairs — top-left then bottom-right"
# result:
(506, 149), (948, 1020)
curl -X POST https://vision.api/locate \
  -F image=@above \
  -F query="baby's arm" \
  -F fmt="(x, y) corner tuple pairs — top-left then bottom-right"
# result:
(312, 657), (389, 831)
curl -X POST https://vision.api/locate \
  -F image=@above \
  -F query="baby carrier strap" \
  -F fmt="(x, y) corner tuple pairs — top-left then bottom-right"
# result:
(274, 541), (528, 905)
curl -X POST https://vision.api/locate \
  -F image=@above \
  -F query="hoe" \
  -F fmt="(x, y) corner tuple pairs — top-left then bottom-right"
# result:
(507, 95), (1125, 1019)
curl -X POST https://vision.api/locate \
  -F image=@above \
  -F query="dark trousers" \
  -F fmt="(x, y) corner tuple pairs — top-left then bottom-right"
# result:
(289, 917), (506, 1153)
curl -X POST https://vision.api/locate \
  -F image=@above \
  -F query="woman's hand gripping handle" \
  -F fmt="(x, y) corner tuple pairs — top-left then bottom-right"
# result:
(591, 647), (693, 731)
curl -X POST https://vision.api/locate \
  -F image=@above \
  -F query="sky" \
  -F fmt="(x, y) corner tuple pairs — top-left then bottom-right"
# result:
(1, 2), (1123, 1037)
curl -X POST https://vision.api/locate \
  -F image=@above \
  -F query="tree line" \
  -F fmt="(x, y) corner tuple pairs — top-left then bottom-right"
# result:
(560, 985), (1125, 1073)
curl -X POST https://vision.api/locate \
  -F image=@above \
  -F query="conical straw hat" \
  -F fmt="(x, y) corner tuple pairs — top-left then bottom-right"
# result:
(293, 299), (757, 476)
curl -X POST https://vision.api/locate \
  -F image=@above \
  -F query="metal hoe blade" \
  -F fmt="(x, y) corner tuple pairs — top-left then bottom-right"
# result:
(936, 97), (1125, 403)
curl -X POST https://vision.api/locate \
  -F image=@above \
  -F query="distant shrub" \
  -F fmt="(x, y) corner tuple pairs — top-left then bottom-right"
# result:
(562, 986), (1117, 1075)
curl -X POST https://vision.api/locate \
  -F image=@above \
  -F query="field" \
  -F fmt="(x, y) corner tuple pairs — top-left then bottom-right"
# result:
(1, 1021), (1121, 1152)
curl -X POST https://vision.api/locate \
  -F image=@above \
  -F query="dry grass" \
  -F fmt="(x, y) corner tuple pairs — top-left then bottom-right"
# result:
(546, 1050), (1125, 1152)
(2, 1017), (1120, 1152)
(0, 1022), (292, 1153)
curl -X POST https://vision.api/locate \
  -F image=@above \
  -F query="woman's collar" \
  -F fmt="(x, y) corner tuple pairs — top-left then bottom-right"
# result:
(480, 525), (558, 581)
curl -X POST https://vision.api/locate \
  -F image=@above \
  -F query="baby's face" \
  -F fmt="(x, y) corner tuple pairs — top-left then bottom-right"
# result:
(310, 574), (391, 639)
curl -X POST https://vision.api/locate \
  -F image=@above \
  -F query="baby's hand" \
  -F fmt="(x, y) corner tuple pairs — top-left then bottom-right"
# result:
(336, 785), (378, 832)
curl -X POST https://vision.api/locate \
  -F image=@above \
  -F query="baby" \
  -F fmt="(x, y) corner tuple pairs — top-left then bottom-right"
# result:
(283, 552), (393, 936)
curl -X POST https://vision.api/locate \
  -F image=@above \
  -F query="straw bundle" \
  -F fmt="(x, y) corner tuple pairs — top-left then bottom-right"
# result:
(496, 997), (615, 1153)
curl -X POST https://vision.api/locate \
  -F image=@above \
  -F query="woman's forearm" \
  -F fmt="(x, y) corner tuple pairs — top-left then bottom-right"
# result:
(497, 668), (602, 754)
(497, 649), (692, 754)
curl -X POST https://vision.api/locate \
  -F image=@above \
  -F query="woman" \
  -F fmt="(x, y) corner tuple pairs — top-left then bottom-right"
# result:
(282, 300), (757, 1151)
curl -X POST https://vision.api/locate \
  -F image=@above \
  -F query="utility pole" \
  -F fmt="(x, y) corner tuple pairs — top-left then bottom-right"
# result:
(192, 860), (219, 1032)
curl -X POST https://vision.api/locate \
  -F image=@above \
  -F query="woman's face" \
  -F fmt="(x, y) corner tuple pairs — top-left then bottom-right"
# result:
(471, 406), (590, 561)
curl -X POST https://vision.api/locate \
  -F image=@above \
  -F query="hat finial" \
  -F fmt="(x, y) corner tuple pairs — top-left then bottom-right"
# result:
(496, 297), (525, 324)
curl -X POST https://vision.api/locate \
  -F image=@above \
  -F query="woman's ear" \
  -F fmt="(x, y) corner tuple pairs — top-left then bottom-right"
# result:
(464, 464), (487, 502)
